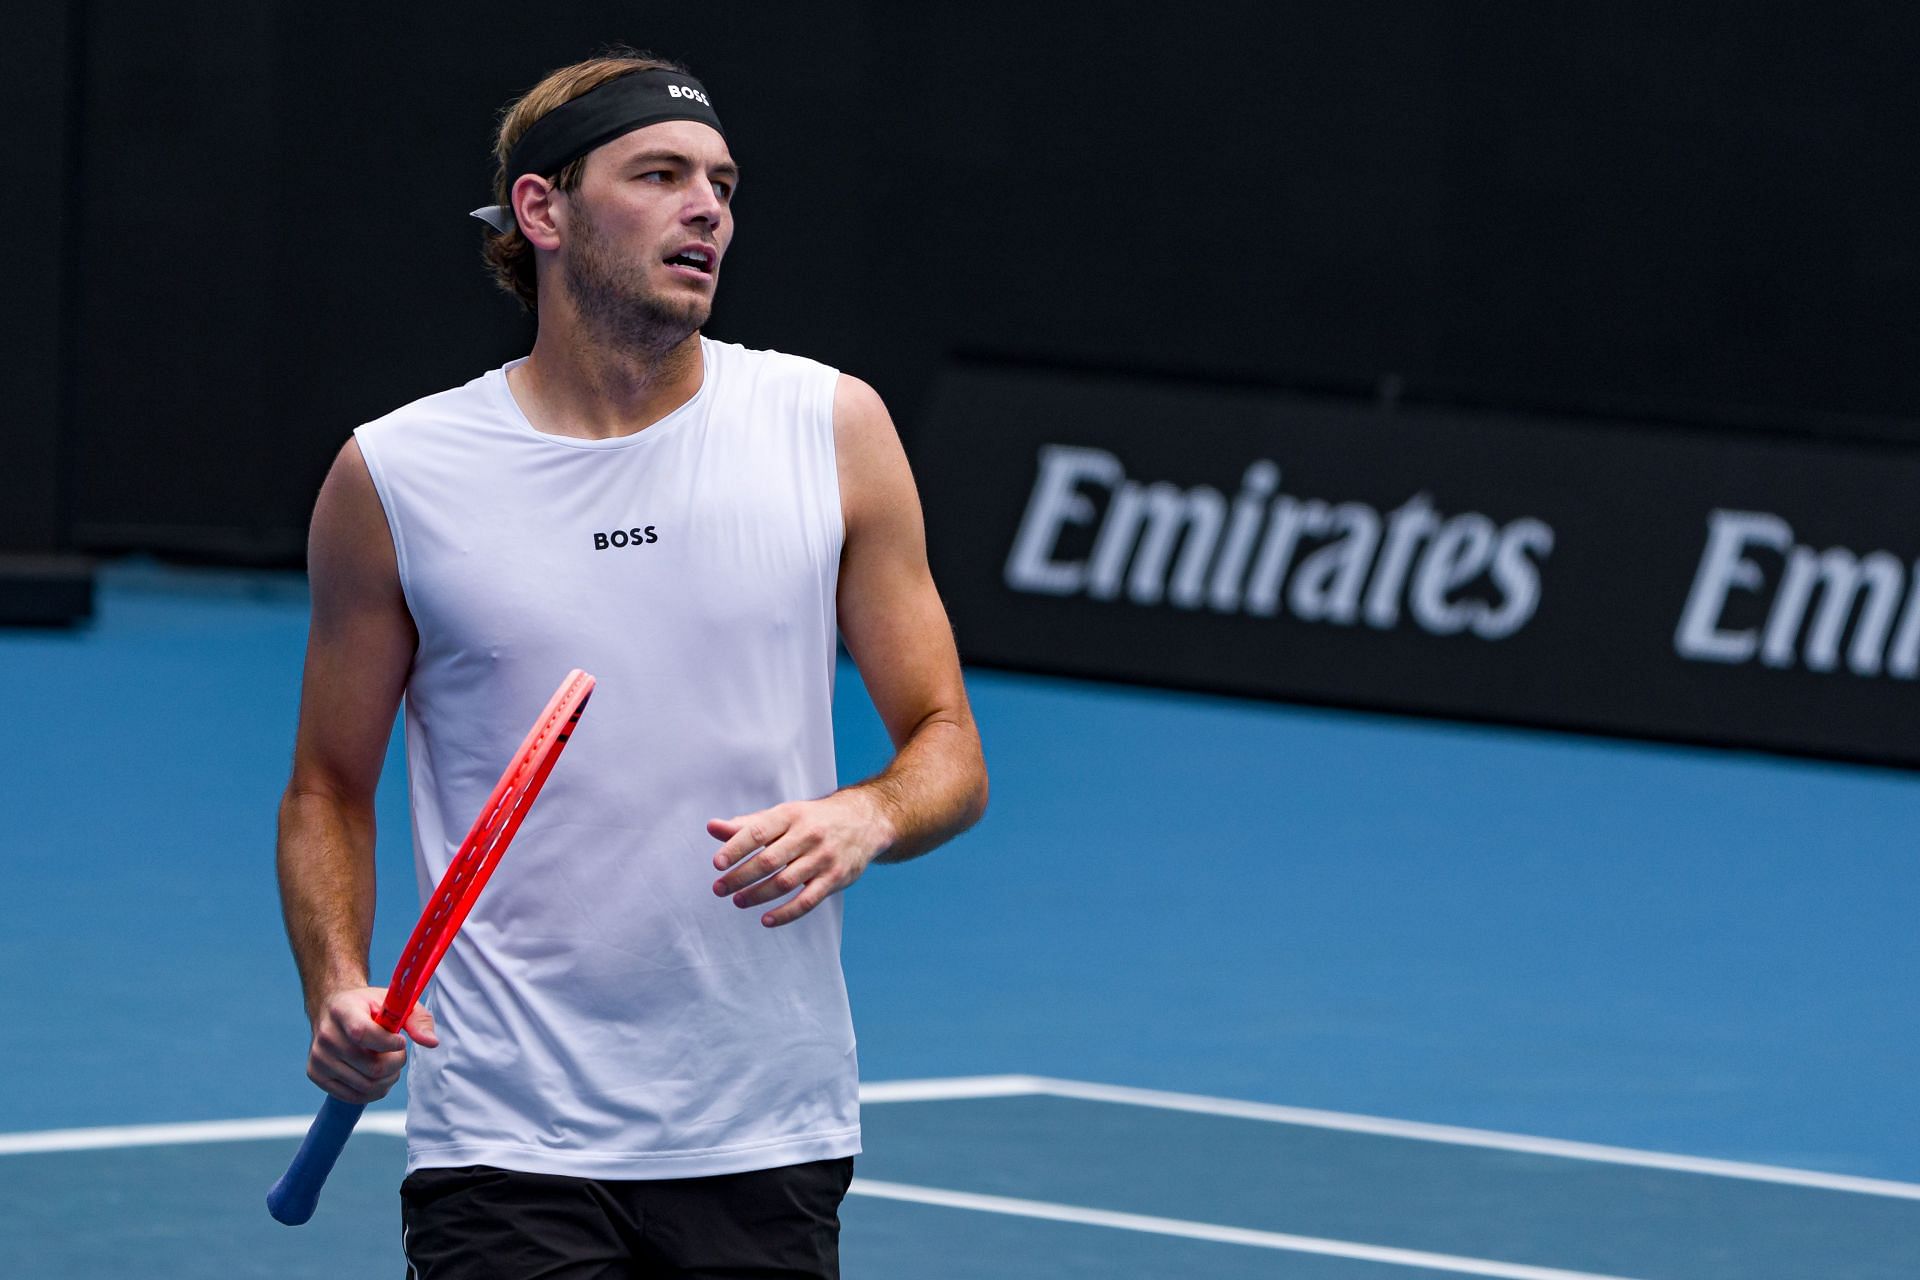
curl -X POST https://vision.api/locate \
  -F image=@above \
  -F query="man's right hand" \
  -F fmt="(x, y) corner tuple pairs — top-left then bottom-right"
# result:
(306, 986), (440, 1104)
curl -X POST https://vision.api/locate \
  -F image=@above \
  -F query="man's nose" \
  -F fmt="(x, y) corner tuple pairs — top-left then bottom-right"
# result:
(684, 180), (725, 225)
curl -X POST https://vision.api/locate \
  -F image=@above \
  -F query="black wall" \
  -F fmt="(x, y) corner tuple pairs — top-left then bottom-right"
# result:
(21, 2), (1920, 563)
(3, 2), (76, 552)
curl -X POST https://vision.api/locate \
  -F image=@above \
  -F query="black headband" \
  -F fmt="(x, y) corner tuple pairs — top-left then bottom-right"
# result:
(509, 68), (724, 182)
(472, 68), (726, 232)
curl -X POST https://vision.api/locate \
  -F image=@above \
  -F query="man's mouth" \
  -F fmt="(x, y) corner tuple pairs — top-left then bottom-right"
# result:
(664, 244), (716, 275)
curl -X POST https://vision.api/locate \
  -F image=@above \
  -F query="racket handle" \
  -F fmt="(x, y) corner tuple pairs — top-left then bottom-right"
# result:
(266, 1094), (368, 1225)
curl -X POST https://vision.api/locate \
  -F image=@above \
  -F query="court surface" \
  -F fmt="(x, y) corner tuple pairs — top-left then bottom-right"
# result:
(3, 562), (1917, 1276)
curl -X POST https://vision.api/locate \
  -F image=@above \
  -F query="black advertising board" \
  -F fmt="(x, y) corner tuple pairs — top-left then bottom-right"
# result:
(911, 365), (1920, 768)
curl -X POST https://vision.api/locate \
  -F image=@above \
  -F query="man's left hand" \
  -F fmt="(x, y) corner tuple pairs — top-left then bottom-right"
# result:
(708, 791), (896, 926)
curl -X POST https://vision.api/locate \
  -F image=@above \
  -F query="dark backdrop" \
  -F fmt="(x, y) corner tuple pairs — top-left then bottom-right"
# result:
(14, 2), (1920, 563)
(4, 3), (77, 552)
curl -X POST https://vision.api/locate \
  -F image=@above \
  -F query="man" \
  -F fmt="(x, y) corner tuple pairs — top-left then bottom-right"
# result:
(276, 50), (987, 1279)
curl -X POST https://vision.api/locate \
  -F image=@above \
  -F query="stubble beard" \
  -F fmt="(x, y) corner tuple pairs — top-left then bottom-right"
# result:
(562, 204), (712, 357)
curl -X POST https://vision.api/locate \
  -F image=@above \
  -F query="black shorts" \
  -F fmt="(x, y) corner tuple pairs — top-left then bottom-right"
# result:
(400, 1157), (855, 1280)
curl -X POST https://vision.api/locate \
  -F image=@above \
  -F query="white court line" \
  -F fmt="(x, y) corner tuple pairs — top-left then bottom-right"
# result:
(2, 1079), (1911, 1275)
(0, 1110), (405, 1156)
(4, 1073), (1917, 1206)
(850, 1178), (1647, 1280)
(858, 1075), (1040, 1103)
(1021, 1076), (1920, 1202)
(0, 1082), (1038, 1156)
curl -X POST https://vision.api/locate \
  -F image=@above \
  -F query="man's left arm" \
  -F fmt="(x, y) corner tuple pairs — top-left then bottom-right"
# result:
(709, 373), (989, 926)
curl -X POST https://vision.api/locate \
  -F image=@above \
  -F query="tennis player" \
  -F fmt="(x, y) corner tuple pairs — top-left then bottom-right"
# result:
(275, 49), (988, 1278)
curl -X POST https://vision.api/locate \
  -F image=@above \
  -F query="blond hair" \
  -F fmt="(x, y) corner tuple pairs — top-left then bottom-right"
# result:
(480, 50), (692, 311)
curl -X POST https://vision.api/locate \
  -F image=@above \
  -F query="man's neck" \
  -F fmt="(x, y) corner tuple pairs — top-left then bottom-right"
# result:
(509, 318), (705, 442)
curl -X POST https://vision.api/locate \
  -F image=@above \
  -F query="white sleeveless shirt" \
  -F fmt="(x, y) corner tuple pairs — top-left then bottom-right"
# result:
(354, 336), (859, 1179)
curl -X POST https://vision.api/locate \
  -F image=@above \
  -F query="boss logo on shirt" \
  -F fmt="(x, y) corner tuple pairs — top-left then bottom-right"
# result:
(593, 526), (660, 550)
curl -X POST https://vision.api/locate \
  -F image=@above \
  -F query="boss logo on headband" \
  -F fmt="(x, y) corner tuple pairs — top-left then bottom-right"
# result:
(667, 85), (712, 106)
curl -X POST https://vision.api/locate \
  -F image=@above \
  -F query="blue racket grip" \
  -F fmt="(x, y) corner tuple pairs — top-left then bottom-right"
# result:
(267, 1094), (368, 1225)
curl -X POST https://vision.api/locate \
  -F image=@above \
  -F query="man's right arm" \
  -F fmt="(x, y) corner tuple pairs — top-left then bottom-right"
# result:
(276, 438), (434, 1104)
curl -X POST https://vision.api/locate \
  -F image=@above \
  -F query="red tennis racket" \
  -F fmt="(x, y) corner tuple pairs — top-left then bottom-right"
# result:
(268, 668), (596, 1225)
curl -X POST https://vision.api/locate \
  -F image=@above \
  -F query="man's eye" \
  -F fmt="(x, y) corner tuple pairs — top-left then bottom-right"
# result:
(640, 170), (671, 183)
(714, 181), (734, 201)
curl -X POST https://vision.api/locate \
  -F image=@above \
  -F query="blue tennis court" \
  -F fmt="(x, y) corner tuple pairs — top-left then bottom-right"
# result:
(4, 562), (1918, 1276)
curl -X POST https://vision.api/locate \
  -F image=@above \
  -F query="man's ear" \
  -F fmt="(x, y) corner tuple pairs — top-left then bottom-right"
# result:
(513, 173), (564, 252)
